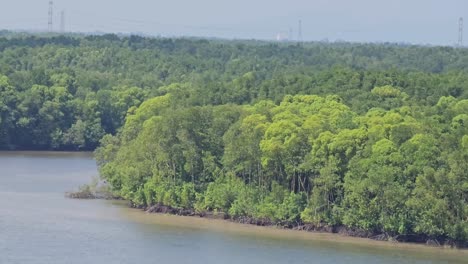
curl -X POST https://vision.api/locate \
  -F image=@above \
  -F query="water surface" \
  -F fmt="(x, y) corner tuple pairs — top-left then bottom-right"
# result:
(0, 151), (466, 264)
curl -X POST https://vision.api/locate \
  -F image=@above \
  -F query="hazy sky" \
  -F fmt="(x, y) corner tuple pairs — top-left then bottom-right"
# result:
(0, 0), (467, 45)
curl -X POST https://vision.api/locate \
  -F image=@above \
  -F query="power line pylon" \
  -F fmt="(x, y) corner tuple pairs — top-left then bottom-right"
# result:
(298, 19), (303, 43)
(48, 1), (54, 32)
(459, 17), (464, 46)
(60, 10), (65, 33)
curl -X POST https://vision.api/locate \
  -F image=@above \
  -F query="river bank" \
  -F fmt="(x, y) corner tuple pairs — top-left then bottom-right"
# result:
(131, 203), (467, 250)
(66, 180), (468, 249)
(111, 202), (468, 261)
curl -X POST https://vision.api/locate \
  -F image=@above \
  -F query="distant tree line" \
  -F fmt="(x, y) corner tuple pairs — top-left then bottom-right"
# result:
(1, 34), (468, 150)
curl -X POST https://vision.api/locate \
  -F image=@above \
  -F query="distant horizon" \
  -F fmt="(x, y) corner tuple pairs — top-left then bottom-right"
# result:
(1, 28), (464, 48)
(0, 0), (467, 47)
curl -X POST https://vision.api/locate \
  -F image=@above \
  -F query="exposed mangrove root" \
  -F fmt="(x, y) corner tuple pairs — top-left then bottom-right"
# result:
(66, 177), (119, 200)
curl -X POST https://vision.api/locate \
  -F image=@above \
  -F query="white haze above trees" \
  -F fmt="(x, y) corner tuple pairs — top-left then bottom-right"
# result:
(0, 0), (467, 45)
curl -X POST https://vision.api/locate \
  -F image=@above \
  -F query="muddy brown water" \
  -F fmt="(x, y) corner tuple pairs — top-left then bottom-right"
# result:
(0, 151), (466, 264)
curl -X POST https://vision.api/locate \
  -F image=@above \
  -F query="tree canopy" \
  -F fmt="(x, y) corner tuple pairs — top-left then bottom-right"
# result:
(1, 33), (467, 245)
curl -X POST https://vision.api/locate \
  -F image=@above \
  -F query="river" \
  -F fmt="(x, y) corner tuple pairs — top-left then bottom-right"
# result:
(0, 151), (466, 264)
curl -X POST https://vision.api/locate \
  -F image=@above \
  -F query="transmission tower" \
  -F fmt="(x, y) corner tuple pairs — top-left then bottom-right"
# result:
(60, 10), (65, 33)
(48, 1), (54, 32)
(298, 19), (303, 43)
(459, 17), (464, 46)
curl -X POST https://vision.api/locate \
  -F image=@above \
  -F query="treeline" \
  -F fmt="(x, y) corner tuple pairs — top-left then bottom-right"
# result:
(1, 34), (468, 150)
(96, 92), (467, 244)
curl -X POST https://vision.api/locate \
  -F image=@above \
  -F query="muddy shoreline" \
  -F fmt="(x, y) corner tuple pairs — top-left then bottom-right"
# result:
(137, 203), (467, 249)
(66, 188), (466, 249)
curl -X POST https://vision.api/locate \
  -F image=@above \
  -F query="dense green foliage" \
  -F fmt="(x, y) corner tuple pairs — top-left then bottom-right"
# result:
(96, 92), (467, 243)
(1, 33), (467, 244)
(2, 34), (468, 149)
